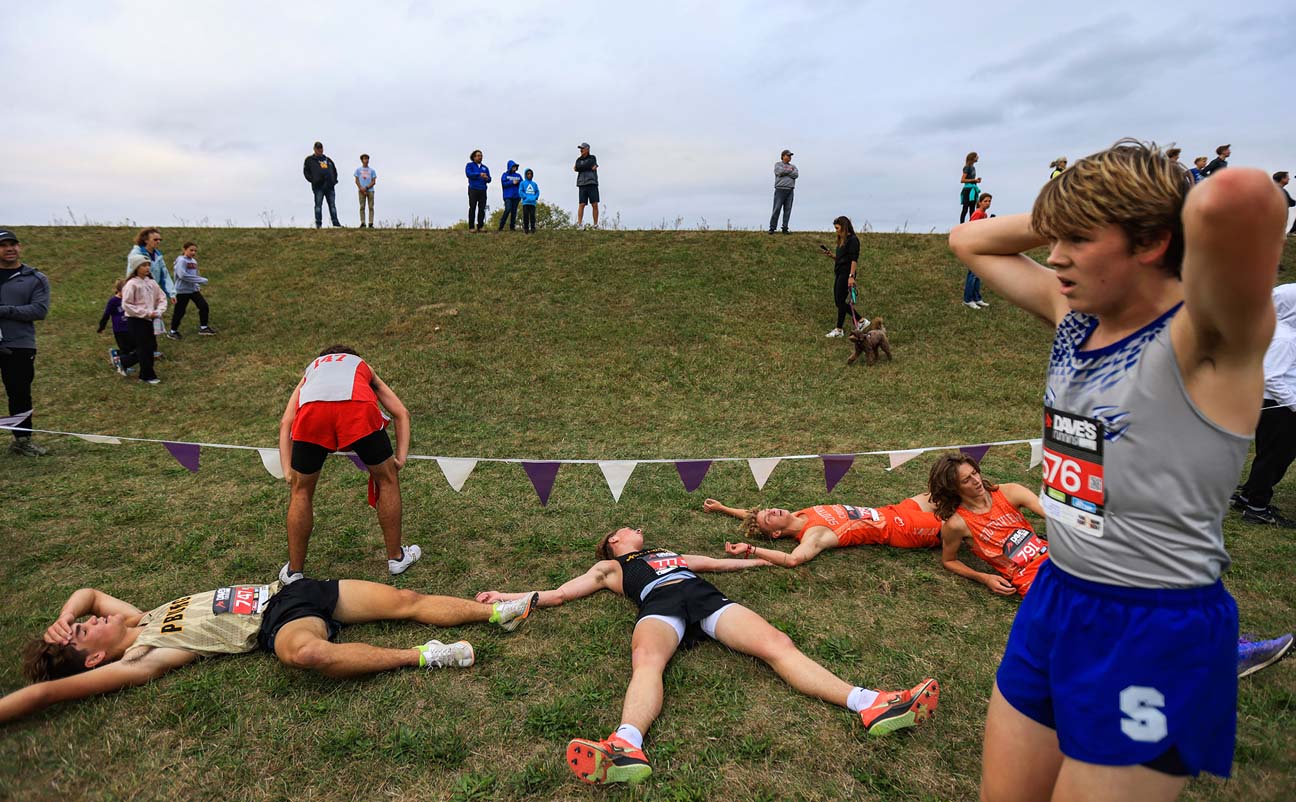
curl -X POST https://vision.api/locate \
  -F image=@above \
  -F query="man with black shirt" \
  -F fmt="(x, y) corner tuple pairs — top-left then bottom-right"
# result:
(574, 142), (600, 228)
(0, 228), (50, 456)
(302, 141), (343, 228)
(1201, 144), (1231, 178)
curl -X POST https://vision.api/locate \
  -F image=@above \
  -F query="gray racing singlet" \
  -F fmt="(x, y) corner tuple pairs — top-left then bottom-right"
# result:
(1040, 306), (1249, 588)
(126, 582), (282, 659)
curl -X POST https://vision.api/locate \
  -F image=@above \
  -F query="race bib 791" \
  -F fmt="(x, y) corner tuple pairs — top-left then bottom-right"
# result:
(1039, 406), (1106, 537)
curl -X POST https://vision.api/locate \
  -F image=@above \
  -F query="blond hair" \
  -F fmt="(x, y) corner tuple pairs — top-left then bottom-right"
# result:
(1031, 139), (1190, 278)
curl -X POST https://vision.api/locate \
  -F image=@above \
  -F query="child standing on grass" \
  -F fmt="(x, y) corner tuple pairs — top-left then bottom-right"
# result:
(119, 253), (166, 385)
(520, 169), (540, 234)
(168, 242), (215, 339)
(962, 194), (992, 309)
(97, 278), (135, 373)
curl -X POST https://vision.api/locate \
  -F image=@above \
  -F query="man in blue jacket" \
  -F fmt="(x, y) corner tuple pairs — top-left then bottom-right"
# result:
(0, 228), (51, 456)
(303, 142), (343, 229)
(465, 150), (491, 232)
(499, 161), (523, 231)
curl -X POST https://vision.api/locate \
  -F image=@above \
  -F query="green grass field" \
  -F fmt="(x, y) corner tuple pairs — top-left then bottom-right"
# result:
(1, 228), (1292, 801)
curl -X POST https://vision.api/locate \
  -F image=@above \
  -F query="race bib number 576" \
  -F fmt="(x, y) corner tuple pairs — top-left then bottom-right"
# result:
(1039, 406), (1106, 537)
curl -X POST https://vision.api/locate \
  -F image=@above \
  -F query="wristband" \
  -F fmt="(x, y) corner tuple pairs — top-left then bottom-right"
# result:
(746, 544), (755, 557)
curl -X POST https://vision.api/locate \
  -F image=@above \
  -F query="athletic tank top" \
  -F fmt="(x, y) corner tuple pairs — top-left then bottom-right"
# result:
(1041, 307), (1249, 587)
(792, 505), (887, 545)
(956, 489), (1047, 590)
(298, 353), (377, 407)
(616, 548), (698, 607)
(126, 582), (282, 659)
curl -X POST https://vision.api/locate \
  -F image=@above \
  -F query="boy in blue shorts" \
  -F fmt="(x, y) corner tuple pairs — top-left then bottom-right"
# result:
(951, 141), (1289, 800)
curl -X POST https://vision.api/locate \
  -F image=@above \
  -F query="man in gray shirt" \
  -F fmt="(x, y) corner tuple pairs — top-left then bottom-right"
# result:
(769, 149), (798, 234)
(575, 142), (599, 228)
(0, 228), (51, 456)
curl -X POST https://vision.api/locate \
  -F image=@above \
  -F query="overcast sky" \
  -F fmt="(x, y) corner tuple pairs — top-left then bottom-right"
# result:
(3, 1), (1293, 232)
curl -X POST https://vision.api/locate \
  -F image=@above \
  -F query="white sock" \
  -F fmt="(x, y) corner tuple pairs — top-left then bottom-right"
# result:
(613, 723), (644, 749)
(846, 687), (879, 713)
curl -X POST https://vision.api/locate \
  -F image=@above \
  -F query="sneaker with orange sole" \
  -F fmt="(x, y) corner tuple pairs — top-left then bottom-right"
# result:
(859, 678), (940, 736)
(566, 734), (652, 785)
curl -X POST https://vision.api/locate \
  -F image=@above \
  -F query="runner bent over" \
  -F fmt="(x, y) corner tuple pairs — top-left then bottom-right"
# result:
(476, 527), (939, 786)
(279, 345), (417, 582)
(702, 494), (942, 568)
(950, 140), (1288, 801)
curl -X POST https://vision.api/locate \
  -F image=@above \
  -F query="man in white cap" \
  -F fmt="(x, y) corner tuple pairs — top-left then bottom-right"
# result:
(0, 228), (51, 456)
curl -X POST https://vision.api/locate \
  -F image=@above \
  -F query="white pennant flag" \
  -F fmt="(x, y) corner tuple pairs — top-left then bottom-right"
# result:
(886, 449), (925, 472)
(1028, 439), (1043, 470)
(747, 458), (781, 490)
(76, 433), (123, 445)
(437, 457), (478, 492)
(258, 448), (285, 479)
(0, 410), (33, 429)
(598, 461), (638, 502)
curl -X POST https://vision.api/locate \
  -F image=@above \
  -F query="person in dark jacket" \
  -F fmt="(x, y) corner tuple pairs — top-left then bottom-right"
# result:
(465, 150), (491, 232)
(575, 143), (599, 228)
(821, 216), (861, 338)
(302, 142), (342, 229)
(0, 228), (51, 456)
(498, 160), (522, 231)
(1201, 144), (1230, 178)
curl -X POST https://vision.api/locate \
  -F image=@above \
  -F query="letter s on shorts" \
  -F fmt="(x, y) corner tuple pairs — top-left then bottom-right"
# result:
(1119, 685), (1168, 743)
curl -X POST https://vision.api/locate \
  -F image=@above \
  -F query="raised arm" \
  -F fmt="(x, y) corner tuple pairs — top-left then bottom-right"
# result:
(702, 498), (750, 520)
(43, 589), (143, 645)
(940, 516), (1015, 596)
(1172, 168), (1288, 434)
(0, 647), (195, 724)
(476, 561), (620, 608)
(949, 213), (1069, 327)
(371, 373), (410, 468)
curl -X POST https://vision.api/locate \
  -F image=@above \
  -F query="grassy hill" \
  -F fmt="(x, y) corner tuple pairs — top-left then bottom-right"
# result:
(2, 227), (1293, 801)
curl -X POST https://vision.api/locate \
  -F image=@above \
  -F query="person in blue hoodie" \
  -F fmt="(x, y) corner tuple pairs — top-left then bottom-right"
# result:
(465, 150), (491, 232)
(498, 161), (523, 231)
(519, 169), (540, 234)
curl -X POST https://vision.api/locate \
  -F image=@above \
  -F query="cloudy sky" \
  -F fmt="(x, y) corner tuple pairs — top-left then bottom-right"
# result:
(3, 1), (1293, 232)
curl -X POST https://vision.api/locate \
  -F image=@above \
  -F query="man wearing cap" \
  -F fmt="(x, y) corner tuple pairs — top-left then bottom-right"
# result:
(574, 143), (600, 228)
(0, 229), (51, 456)
(1201, 144), (1231, 178)
(770, 149), (799, 234)
(303, 141), (343, 229)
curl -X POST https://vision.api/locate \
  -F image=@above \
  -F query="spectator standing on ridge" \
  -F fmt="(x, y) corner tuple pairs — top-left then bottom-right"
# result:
(1048, 158), (1067, 180)
(575, 143), (600, 228)
(1191, 156), (1209, 184)
(354, 154), (377, 228)
(960, 152), (982, 223)
(465, 150), (491, 233)
(1166, 147), (1181, 166)
(0, 228), (51, 455)
(769, 149), (798, 234)
(1233, 284), (1296, 527)
(499, 160), (522, 231)
(822, 215), (860, 338)
(303, 142), (342, 229)
(1201, 143), (1231, 178)
(1275, 171), (1295, 235)
(520, 169), (540, 234)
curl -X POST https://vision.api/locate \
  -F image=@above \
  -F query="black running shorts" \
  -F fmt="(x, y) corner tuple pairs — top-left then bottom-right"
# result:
(637, 579), (733, 648)
(258, 579), (343, 654)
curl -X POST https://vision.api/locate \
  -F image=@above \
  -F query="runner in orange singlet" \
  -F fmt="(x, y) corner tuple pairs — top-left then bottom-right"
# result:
(927, 453), (1048, 597)
(702, 494), (942, 568)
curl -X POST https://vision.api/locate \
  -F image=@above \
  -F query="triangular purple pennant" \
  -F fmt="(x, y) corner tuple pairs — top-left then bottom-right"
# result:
(821, 454), (855, 493)
(960, 444), (991, 464)
(347, 453), (367, 471)
(523, 461), (561, 506)
(163, 441), (200, 473)
(675, 460), (712, 493)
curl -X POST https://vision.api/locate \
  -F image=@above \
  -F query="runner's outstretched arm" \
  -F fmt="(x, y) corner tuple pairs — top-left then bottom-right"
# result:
(0, 647), (195, 724)
(681, 554), (770, 572)
(948, 213), (1069, 326)
(702, 498), (749, 519)
(476, 561), (619, 607)
(723, 535), (826, 568)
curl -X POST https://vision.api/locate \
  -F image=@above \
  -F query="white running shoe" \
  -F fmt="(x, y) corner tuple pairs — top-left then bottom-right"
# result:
(279, 562), (304, 585)
(388, 544), (422, 575)
(417, 639), (475, 669)
(491, 592), (540, 632)
(825, 328), (844, 338)
(976, 300), (990, 308)
(855, 318), (871, 331)
(963, 301), (981, 310)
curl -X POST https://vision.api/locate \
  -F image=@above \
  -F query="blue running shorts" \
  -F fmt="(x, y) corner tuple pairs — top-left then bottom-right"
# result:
(996, 559), (1237, 777)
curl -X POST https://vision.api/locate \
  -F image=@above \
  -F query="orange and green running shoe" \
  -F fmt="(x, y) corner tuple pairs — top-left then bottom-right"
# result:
(859, 678), (940, 736)
(566, 734), (652, 785)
